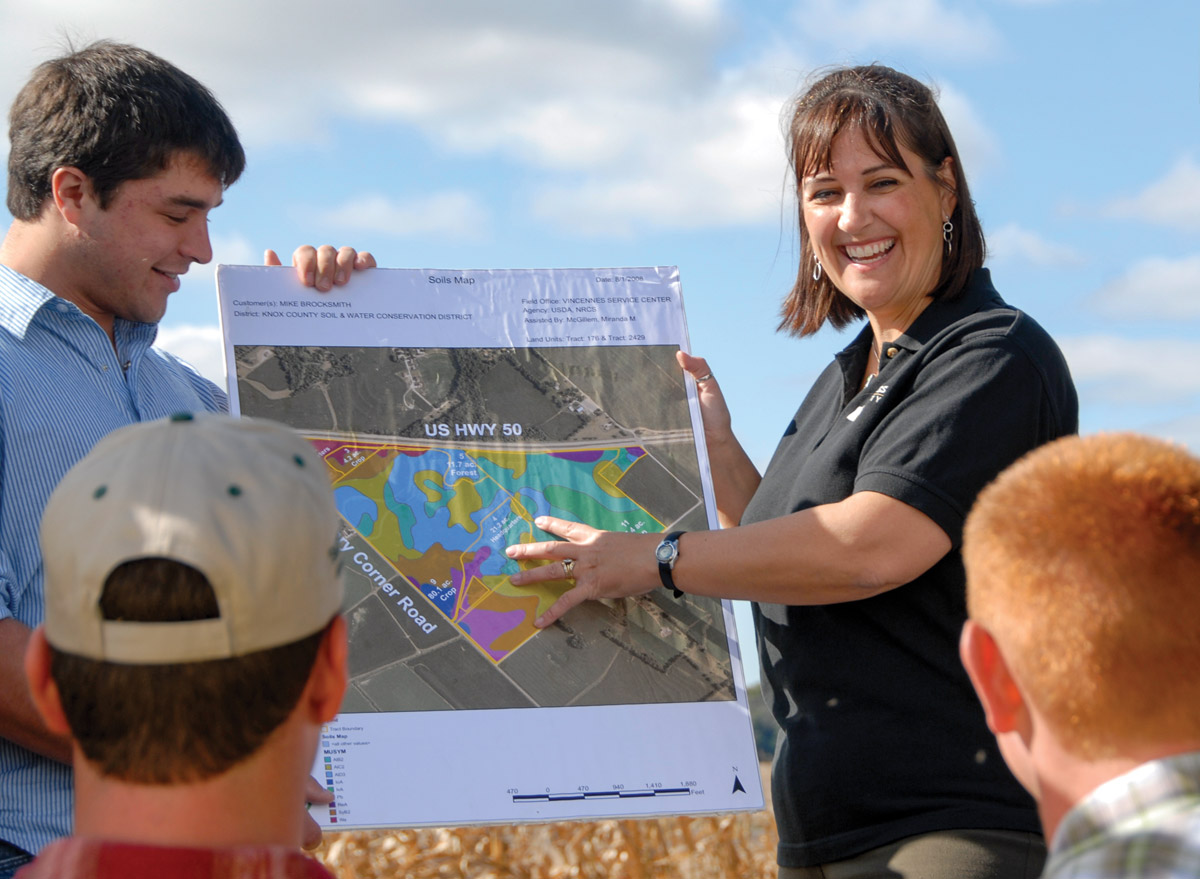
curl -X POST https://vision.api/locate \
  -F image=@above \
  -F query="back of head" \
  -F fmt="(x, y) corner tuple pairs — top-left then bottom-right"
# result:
(964, 433), (1200, 759)
(7, 40), (245, 220)
(40, 413), (343, 783)
(780, 64), (985, 335)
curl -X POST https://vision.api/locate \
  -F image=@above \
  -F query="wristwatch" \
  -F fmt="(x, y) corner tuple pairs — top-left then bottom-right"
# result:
(655, 530), (686, 598)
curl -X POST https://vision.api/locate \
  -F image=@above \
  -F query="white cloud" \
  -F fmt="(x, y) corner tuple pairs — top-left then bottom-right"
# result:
(0, 0), (758, 234)
(1059, 335), (1200, 404)
(530, 76), (792, 235)
(987, 223), (1082, 267)
(0, 1), (992, 236)
(322, 192), (489, 240)
(1104, 156), (1200, 230)
(650, 0), (722, 22)
(791, 0), (1002, 60)
(524, 42), (812, 235)
(0, 2), (723, 147)
(1089, 254), (1200, 321)
(523, 62), (1000, 236)
(935, 83), (1001, 182)
(154, 324), (226, 388)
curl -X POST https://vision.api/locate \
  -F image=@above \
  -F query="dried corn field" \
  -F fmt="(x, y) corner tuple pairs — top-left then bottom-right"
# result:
(317, 813), (778, 879)
(316, 767), (778, 878)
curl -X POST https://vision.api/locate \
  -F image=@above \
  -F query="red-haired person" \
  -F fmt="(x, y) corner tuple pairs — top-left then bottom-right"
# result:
(962, 433), (1200, 879)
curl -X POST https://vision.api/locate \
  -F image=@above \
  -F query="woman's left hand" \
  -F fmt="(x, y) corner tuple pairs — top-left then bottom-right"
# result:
(506, 516), (660, 628)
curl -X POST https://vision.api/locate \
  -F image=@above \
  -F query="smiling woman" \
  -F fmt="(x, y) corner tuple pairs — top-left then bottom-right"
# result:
(505, 64), (1078, 879)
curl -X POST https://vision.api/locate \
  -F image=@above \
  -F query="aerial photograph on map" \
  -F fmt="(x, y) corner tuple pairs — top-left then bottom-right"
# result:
(234, 344), (736, 711)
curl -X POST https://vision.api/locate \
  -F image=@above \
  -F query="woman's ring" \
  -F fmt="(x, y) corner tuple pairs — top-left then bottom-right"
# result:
(696, 373), (714, 383)
(562, 558), (576, 578)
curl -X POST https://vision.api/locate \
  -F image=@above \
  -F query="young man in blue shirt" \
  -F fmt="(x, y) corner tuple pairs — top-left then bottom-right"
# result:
(0, 41), (370, 874)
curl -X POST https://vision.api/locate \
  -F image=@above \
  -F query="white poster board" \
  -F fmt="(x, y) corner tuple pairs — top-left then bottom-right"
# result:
(217, 265), (763, 829)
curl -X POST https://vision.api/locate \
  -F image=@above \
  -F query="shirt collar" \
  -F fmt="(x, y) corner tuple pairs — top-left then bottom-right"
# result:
(0, 262), (159, 347)
(1050, 750), (1200, 857)
(892, 268), (1004, 353)
(0, 262), (59, 339)
(833, 267), (1003, 365)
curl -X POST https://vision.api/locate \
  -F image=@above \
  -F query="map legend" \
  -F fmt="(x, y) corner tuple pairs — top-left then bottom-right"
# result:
(319, 726), (360, 826)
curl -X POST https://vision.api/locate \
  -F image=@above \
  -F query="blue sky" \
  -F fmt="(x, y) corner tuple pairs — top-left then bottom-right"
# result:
(2, 1), (1198, 682)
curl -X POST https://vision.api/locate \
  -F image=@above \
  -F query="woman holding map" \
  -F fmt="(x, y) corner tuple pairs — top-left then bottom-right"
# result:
(507, 65), (1078, 879)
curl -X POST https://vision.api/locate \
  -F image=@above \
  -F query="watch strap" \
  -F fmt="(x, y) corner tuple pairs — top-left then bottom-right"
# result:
(657, 530), (686, 598)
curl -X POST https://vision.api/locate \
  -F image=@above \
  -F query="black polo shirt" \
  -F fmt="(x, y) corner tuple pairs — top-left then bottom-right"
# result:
(744, 269), (1078, 868)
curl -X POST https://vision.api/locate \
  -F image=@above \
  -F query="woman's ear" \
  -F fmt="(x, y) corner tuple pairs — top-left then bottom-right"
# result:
(936, 156), (958, 218)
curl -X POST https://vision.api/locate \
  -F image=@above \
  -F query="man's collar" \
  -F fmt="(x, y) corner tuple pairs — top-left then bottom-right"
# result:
(0, 262), (59, 339)
(0, 263), (159, 347)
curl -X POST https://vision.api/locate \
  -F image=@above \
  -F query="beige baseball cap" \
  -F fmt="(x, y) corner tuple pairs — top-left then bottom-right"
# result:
(41, 412), (343, 663)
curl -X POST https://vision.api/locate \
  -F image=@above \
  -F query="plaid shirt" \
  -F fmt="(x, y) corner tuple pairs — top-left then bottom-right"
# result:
(1045, 751), (1200, 879)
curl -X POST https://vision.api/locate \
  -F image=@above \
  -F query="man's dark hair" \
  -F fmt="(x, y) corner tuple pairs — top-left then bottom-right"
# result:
(49, 558), (328, 784)
(7, 40), (245, 220)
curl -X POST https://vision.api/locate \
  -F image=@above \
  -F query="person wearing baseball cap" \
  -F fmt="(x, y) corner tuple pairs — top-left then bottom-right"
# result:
(16, 412), (347, 879)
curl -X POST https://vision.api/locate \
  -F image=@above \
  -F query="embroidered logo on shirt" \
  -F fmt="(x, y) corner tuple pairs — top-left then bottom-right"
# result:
(869, 384), (889, 403)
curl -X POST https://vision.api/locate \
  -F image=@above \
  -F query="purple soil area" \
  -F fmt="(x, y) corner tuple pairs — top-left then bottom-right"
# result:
(450, 568), (471, 613)
(549, 450), (604, 463)
(463, 546), (490, 583)
(317, 445), (351, 465)
(459, 607), (527, 661)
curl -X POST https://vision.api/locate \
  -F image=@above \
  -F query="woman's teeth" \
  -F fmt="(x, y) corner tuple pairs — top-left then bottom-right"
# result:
(844, 239), (895, 262)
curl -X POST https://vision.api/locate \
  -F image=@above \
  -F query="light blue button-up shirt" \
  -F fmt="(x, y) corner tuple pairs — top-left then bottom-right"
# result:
(0, 263), (227, 854)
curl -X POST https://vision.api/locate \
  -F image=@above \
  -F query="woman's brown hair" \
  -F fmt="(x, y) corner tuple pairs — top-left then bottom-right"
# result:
(779, 65), (986, 336)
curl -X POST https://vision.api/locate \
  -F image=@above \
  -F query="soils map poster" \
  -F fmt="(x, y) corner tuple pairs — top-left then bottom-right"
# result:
(216, 265), (763, 829)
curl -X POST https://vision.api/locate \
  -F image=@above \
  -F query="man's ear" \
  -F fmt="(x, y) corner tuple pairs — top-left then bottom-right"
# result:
(304, 616), (348, 725)
(960, 619), (1025, 734)
(50, 166), (94, 226)
(23, 627), (73, 736)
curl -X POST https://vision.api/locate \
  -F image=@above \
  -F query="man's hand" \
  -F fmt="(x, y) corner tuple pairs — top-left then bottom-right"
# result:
(303, 773), (334, 850)
(264, 246), (376, 292)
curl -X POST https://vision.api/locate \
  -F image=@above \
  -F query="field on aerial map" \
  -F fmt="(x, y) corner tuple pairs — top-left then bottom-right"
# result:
(235, 344), (736, 711)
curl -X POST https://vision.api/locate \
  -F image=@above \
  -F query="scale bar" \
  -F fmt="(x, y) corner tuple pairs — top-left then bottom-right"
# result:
(514, 788), (692, 804)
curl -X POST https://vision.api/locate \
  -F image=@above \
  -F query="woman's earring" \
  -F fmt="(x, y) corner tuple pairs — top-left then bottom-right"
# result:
(943, 218), (954, 255)
(812, 257), (822, 281)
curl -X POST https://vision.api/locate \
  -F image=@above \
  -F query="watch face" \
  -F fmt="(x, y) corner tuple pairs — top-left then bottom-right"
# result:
(656, 540), (676, 563)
